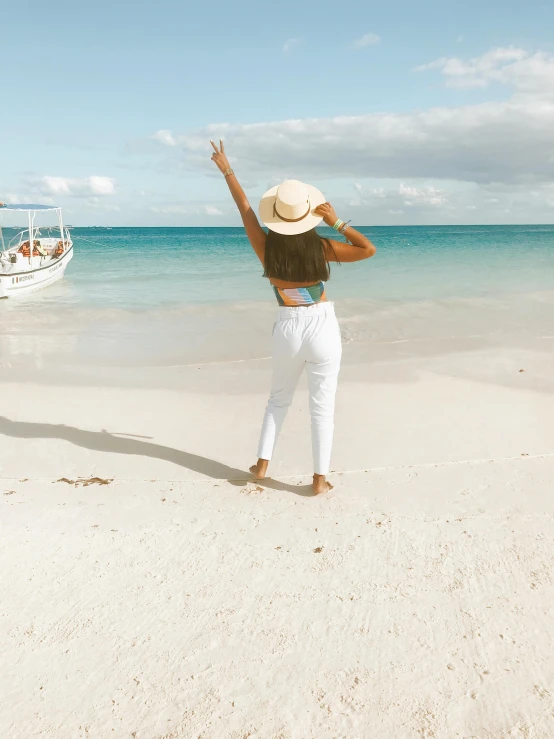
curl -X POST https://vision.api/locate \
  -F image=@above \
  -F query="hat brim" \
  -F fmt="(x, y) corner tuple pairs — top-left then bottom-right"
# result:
(259, 183), (326, 235)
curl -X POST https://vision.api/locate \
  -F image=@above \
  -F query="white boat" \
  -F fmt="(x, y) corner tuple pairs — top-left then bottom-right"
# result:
(0, 203), (73, 298)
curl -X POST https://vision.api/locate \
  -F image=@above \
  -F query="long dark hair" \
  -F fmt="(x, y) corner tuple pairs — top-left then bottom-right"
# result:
(263, 228), (338, 283)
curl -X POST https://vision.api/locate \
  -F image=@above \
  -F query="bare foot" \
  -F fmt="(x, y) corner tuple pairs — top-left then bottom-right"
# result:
(313, 474), (333, 495)
(250, 458), (269, 480)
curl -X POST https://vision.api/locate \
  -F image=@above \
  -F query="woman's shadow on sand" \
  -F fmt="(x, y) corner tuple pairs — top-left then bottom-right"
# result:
(0, 415), (313, 496)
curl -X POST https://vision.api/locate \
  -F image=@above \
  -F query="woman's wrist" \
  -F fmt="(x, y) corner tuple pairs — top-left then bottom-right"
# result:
(327, 217), (351, 233)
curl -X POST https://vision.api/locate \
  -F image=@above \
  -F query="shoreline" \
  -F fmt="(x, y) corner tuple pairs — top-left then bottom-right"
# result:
(1, 289), (553, 374)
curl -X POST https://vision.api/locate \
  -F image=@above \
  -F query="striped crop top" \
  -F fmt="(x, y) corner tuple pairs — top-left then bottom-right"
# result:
(272, 281), (326, 307)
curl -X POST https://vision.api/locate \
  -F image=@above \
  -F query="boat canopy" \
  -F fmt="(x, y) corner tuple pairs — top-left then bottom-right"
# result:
(0, 204), (61, 211)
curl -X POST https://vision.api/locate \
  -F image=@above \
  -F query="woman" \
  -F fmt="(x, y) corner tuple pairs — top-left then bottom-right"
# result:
(210, 139), (376, 494)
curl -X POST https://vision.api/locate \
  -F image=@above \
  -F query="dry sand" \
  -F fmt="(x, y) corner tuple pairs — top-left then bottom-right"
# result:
(1, 338), (554, 738)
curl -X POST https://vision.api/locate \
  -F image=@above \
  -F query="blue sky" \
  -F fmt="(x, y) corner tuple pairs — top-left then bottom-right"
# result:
(1, 0), (554, 225)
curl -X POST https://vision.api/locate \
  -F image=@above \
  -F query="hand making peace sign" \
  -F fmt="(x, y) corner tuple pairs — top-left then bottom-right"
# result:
(210, 139), (231, 175)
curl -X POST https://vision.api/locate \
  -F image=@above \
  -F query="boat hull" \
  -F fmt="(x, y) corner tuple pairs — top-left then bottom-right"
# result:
(0, 246), (74, 298)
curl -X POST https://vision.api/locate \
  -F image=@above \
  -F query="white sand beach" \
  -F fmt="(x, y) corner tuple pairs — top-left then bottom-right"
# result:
(2, 329), (554, 738)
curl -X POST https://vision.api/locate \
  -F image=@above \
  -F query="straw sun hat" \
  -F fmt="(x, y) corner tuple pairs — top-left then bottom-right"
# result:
(259, 179), (326, 235)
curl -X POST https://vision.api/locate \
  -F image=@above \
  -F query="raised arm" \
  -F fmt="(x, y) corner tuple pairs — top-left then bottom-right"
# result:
(313, 202), (376, 262)
(210, 139), (266, 264)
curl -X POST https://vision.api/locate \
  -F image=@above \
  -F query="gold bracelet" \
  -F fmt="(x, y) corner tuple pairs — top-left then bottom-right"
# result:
(223, 168), (234, 177)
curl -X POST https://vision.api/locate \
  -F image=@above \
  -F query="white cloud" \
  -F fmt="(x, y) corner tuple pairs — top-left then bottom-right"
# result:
(350, 179), (554, 223)
(88, 176), (116, 195)
(348, 183), (387, 207)
(204, 205), (223, 216)
(38, 176), (116, 197)
(353, 32), (381, 48)
(283, 38), (300, 54)
(415, 47), (554, 92)
(153, 96), (554, 186)
(350, 181), (448, 212)
(147, 46), (554, 223)
(2, 192), (51, 206)
(399, 183), (447, 206)
(152, 129), (177, 146)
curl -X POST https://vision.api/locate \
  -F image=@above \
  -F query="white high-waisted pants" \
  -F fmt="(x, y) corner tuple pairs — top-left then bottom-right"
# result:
(257, 302), (342, 475)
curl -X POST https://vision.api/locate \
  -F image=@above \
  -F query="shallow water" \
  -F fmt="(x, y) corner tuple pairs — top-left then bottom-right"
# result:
(1, 225), (553, 369)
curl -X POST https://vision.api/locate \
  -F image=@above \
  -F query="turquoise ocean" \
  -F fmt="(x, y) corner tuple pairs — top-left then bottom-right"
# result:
(1, 225), (553, 371)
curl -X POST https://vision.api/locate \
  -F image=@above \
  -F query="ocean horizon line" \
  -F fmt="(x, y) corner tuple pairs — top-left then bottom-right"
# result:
(63, 222), (554, 229)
